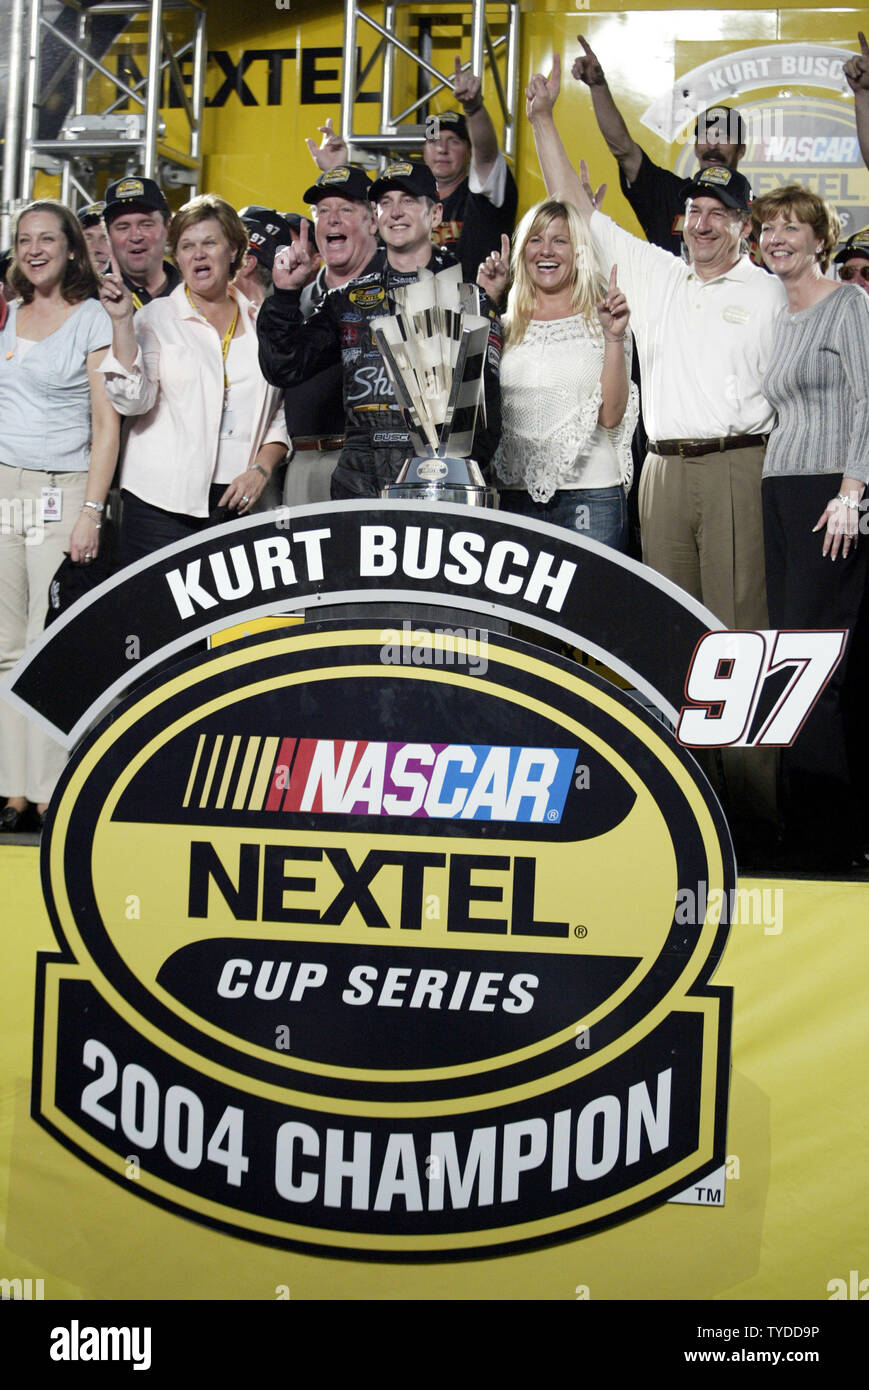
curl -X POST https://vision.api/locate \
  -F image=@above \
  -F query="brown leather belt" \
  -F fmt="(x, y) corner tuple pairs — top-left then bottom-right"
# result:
(650, 434), (768, 458)
(293, 437), (345, 452)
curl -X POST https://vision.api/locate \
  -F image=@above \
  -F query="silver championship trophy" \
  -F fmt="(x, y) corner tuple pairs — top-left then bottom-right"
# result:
(372, 264), (497, 507)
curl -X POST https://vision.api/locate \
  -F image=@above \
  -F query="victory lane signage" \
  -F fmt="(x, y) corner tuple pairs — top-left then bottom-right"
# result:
(32, 614), (734, 1259)
(6, 501), (723, 747)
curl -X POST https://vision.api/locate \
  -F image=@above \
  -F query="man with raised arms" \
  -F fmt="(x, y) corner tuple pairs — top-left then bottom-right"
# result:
(421, 58), (518, 284)
(572, 34), (747, 257)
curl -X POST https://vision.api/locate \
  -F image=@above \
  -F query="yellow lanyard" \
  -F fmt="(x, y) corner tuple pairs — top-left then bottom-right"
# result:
(185, 287), (238, 393)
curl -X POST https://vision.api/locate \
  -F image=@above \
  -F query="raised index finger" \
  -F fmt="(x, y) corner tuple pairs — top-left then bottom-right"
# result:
(500, 234), (510, 262)
(609, 263), (618, 292)
(860, 30), (869, 54)
(109, 253), (122, 281)
(577, 35), (593, 55)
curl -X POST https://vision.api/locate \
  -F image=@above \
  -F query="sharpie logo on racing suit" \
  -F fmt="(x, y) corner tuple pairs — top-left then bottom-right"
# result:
(346, 363), (394, 404)
(187, 737), (579, 822)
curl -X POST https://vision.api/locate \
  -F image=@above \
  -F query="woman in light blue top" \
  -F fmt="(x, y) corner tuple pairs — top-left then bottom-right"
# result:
(0, 200), (119, 830)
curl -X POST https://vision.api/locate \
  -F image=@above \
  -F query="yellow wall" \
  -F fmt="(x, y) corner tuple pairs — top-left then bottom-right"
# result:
(192, 1), (868, 236)
(47, 2), (867, 240)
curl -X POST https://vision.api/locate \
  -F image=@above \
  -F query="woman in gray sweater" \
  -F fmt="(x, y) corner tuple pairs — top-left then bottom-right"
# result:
(753, 184), (869, 872)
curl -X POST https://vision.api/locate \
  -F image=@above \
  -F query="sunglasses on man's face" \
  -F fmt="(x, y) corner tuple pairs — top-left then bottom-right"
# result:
(839, 263), (869, 282)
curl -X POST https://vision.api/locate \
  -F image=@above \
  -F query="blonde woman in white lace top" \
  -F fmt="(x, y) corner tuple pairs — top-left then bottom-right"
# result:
(479, 199), (637, 550)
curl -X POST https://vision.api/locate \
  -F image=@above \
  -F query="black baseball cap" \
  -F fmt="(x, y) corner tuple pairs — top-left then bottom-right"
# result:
(694, 105), (747, 146)
(369, 159), (439, 203)
(239, 207), (297, 270)
(683, 167), (752, 213)
(432, 110), (471, 143)
(303, 165), (372, 205)
(833, 229), (869, 265)
(77, 201), (106, 228)
(103, 176), (170, 225)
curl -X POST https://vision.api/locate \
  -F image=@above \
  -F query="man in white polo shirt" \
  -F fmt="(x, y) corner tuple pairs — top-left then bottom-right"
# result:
(524, 59), (787, 856)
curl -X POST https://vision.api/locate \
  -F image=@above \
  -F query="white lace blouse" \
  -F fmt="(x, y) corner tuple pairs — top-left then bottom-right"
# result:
(492, 314), (638, 504)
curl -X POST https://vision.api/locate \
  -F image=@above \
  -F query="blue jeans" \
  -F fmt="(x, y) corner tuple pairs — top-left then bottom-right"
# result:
(498, 485), (629, 552)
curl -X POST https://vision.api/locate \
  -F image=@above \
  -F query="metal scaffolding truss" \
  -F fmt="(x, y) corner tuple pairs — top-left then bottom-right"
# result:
(339, 0), (520, 161)
(2, 0), (206, 243)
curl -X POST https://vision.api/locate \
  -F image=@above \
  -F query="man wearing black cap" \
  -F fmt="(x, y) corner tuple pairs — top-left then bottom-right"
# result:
(572, 35), (747, 257)
(297, 164), (377, 298)
(422, 59), (518, 283)
(266, 167), (378, 505)
(834, 227), (869, 293)
(103, 176), (179, 308)
(258, 158), (501, 499)
(527, 65), (787, 859)
(236, 207), (301, 307)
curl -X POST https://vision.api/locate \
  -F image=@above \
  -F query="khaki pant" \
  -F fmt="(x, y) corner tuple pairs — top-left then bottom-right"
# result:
(283, 449), (340, 508)
(639, 446), (777, 831)
(0, 466), (86, 804)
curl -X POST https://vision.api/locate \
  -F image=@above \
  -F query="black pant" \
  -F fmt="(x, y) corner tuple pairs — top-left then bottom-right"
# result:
(120, 486), (227, 566)
(763, 475), (869, 865)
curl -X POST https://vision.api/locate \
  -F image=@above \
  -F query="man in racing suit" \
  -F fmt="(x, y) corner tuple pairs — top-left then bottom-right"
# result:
(257, 159), (502, 499)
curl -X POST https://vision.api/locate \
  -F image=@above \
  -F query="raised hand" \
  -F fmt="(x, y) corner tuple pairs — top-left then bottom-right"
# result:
(476, 233), (511, 302)
(305, 118), (349, 171)
(596, 264), (630, 341)
(452, 56), (483, 112)
(580, 158), (607, 210)
(526, 53), (561, 120)
(572, 35), (606, 88)
(98, 254), (134, 321)
(844, 31), (869, 92)
(272, 220), (318, 291)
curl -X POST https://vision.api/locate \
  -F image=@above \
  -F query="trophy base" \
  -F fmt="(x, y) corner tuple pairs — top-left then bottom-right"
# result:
(383, 455), (498, 508)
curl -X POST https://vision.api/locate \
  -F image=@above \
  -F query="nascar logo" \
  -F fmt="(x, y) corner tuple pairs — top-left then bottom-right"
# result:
(183, 736), (578, 821)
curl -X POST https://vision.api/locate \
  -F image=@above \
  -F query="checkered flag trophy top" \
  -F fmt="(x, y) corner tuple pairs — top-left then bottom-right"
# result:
(372, 264), (496, 506)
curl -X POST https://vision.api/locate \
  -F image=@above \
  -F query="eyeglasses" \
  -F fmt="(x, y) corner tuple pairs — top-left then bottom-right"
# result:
(839, 264), (869, 282)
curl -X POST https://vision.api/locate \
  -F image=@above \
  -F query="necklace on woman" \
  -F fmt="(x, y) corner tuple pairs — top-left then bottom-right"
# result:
(184, 286), (239, 401)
